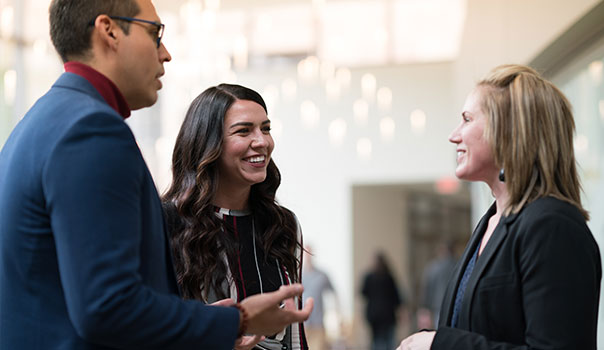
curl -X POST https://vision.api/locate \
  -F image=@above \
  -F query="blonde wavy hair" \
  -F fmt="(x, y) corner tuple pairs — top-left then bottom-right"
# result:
(478, 64), (588, 219)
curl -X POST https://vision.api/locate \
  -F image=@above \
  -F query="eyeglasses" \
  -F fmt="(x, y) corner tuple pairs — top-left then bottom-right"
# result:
(110, 16), (165, 49)
(89, 16), (165, 48)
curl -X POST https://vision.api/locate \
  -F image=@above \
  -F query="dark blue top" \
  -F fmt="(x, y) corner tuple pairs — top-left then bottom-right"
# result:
(450, 243), (480, 328)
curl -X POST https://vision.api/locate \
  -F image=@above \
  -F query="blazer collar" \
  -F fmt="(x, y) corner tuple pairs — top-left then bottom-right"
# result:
(457, 202), (521, 328)
(64, 62), (131, 119)
(54, 72), (105, 103)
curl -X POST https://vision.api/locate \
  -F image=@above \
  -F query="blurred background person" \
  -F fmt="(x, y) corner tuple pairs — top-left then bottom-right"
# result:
(302, 245), (340, 350)
(163, 84), (309, 350)
(417, 239), (458, 329)
(398, 64), (601, 350)
(361, 251), (405, 350)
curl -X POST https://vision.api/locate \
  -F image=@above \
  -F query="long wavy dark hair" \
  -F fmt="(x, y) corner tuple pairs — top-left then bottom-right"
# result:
(162, 83), (300, 301)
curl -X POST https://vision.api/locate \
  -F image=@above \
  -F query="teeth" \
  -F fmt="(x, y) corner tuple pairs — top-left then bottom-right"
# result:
(457, 151), (463, 157)
(248, 155), (265, 163)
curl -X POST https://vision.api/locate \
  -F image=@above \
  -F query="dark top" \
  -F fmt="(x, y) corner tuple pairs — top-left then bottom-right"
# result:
(450, 244), (479, 328)
(217, 208), (308, 350)
(218, 208), (291, 300)
(163, 205), (308, 350)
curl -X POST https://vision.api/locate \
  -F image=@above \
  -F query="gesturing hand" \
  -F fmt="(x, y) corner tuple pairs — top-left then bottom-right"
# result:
(239, 284), (314, 336)
(234, 334), (265, 350)
(210, 298), (265, 349)
(210, 298), (235, 307)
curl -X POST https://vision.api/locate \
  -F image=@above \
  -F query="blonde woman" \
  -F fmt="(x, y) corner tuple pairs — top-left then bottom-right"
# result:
(399, 64), (601, 350)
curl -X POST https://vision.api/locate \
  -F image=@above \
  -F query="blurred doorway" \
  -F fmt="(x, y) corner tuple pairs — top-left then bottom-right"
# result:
(351, 182), (471, 349)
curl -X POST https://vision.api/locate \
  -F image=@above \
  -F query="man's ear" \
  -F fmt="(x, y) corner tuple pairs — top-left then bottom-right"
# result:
(91, 14), (120, 50)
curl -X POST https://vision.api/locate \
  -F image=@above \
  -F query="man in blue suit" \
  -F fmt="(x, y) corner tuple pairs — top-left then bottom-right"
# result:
(0, 0), (312, 349)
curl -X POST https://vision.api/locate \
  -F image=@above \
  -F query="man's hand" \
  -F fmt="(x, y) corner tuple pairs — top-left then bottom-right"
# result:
(234, 335), (265, 350)
(209, 299), (265, 349)
(239, 284), (314, 336)
(211, 298), (235, 307)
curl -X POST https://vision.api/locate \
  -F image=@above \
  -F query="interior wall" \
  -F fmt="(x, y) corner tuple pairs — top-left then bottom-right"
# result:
(453, 0), (600, 105)
(352, 184), (410, 348)
(351, 183), (472, 347)
(264, 0), (600, 323)
(2, 1), (602, 345)
(151, 61), (459, 325)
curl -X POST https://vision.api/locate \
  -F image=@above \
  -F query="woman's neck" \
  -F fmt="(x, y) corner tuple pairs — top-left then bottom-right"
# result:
(489, 179), (509, 217)
(213, 184), (251, 211)
(479, 178), (509, 256)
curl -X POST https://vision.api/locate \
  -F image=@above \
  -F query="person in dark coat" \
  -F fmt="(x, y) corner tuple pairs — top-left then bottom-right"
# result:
(362, 251), (404, 350)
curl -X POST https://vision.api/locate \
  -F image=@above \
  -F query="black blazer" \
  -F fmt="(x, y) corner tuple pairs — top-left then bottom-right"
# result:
(432, 197), (601, 350)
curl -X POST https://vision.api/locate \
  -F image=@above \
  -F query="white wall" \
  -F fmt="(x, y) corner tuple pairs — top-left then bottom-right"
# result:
(181, 0), (599, 323)
(2, 0), (601, 344)
(152, 61), (458, 323)
(138, 0), (604, 344)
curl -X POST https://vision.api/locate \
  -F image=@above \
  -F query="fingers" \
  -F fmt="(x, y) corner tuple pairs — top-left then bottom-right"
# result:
(239, 285), (311, 336)
(210, 298), (235, 307)
(282, 297), (296, 311)
(275, 284), (304, 300)
(244, 284), (304, 314)
(301, 297), (313, 315)
(284, 297), (313, 323)
(234, 334), (265, 350)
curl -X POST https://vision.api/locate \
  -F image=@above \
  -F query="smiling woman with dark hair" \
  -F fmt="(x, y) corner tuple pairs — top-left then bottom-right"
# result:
(163, 83), (308, 350)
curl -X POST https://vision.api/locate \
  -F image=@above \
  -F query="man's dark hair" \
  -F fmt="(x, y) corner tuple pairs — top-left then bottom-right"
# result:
(49, 0), (140, 62)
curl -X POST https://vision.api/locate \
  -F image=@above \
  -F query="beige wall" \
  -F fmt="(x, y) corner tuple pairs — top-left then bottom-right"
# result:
(351, 183), (472, 347)
(453, 0), (600, 110)
(2, 0), (601, 347)
(352, 184), (410, 347)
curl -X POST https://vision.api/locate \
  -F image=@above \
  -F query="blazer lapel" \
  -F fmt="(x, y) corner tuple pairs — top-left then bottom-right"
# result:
(439, 202), (496, 327)
(456, 209), (519, 329)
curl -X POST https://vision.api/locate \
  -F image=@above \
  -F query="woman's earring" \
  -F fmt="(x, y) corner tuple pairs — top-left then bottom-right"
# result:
(499, 168), (505, 182)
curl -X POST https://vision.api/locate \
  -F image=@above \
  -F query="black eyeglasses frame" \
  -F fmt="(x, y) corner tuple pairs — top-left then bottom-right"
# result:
(88, 15), (165, 49)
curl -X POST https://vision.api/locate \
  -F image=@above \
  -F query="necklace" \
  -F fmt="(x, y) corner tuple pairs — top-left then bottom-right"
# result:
(251, 217), (264, 293)
(251, 217), (284, 294)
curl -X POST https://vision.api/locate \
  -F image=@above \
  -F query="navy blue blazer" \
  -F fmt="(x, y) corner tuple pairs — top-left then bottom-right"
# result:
(432, 197), (601, 349)
(0, 72), (239, 349)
